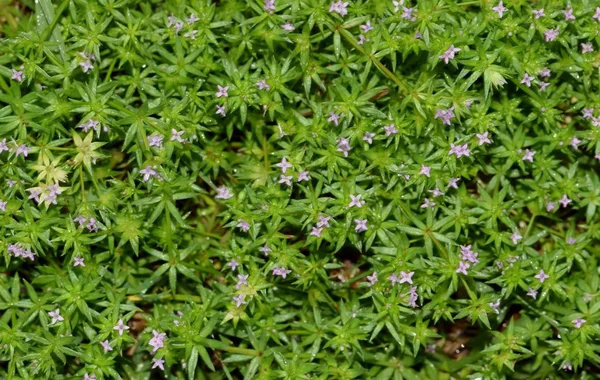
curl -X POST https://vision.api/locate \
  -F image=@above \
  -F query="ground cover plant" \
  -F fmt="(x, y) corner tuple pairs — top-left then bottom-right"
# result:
(1, 0), (600, 378)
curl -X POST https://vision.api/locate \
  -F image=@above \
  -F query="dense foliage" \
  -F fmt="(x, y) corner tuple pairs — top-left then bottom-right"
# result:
(1, 0), (600, 378)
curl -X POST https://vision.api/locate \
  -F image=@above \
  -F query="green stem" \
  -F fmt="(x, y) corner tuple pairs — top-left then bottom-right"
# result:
(41, 0), (70, 42)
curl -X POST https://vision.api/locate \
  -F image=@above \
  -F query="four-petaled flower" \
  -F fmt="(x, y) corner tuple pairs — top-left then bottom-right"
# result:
(328, 112), (340, 126)
(581, 43), (594, 54)
(233, 294), (246, 307)
(476, 132), (492, 146)
(521, 73), (534, 87)
(329, 1), (349, 16)
(297, 171), (310, 182)
(84, 373), (96, 380)
(401, 7), (416, 21)
(533, 8), (545, 19)
(449, 143), (470, 158)
(492, 1), (508, 18)
(216, 186), (233, 200)
(226, 259), (240, 271)
(420, 165), (431, 178)
(563, 6), (575, 21)
(11, 68), (25, 82)
(170, 129), (185, 142)
(149, 330), (166, 353)
(152, 358), (165, 371)
(456, 261), (470, 275)
(74, 257), (85, 267)
(363, 132), (375, 144)
(282, 23), (295, 31)
(317, 215), (331, 228)
(511, 231), (522, 244)
(0, 200), (6, 212)
(216, 105), (226, 117)
(399, 271), (414, 284)
(101, 340), (113, 353)
(236, 219), (251, 232)
(276, 157), (293, 173)
(354, 219), (368, 232)
(421, 198), (436, 209)
(522, 149), (535, 162)
(572, 318), (586, 329)
(366, 272), (377, 286)
(310, 226), (323, 237)
(387, 273), (400, 285)
(489, 300), (500, 314)
(545, 28), (559, 42)
(539, 82), (550, 92)
(279, 174), (292, 186)
(594, 7), (600, 22)
(384, 124), (398, 137)
(257, 80), (270, 90)
(273, 266), (292, 278)
(559, 194), (571, 208)
(337, 138), (352, 157)
(216, 85), (229, 98)
(349, 194), (365, 208)
(49, 309), (64, 325)
(448, 177), (460, 189)
(439, 46), (461, 64)
(114, 319), (130, 336)
(140, 166), (158, 181)
(527, 288), (538, 299)
(535, 269), (549, 283)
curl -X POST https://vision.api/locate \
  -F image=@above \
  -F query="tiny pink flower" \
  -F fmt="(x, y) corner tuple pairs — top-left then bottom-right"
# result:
(583, 108), (594, 118)
(170, 129), (185, 142)
(572, 318), (586, 329)
(366, 272), (377, 286)
(401, 7), (416, 21)
(328, 112), (340, 126)
(113, 319), (130, 336)
(545, 28), (559, 42)
(456, 261), (470, 275)
(216, 105), (226, 117)
(317, 215), (331, 228)
(384, 124), (398, 137)
(152, 358), (165, 371)
(74, 257), (85, 267)
(226, 259), (240, 271)
(448, 177), (460, 189)
(276, 157), (292, 173)
(594, 7), (600, 22)
(399, 271), (414, 284)
(492, 1), (508, 18)
(539, 82), (550, 92)
(281, 22), (295, 31)
(273, 266), (292, 278)
(233, 294), (246, 307)
(439, 46), (461, 64)
(49, 309), (64, 325)
(563, 6), (575, 21)
(354, 219), (368, 232)
(361, 21), (373, 33)
(310, 227), (323, 238)
(420, 198), (436, 208)
(215, 85), (229, 98)
(349, 194), (365, 208)
(559, 194), (571, 208)
(257, 80), (270, 90)
(279, 175), (292, 186)
(363, 132), (375, 144)
(535, 269), (549, 283)
(215, 186), (233, 200)
(297, 171), (310, 182)
(522, 149), (536, 162)
(527, 288), (538, 299)
(539, 68), (551, 78)
(420, 165), (431, 178)
(511, 231), (522, 244)
(329, 1), (349, 16)
(100, 340), (113, 353)
(521, 73), (534, 87)
(11, 68), (25, 82)
(546, 201), (556, 212)
(581, 43), (594, 54)
(236, 219), (250, 232)
(533, 8), (545, 19)
(476, 132), (492, 146)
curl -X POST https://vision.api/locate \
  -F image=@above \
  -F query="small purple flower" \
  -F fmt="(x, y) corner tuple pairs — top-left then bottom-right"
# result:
(511, 231), (522, 244)
(434, 106), (455, 125)
(310, 227), (323, 237)
(236, 219), (250, 232)
(15, 144), (29, 157)
(184, 30), (197, 40)
(407, 286), (418, 308)
(187, 13), (199, 24)
(354, 219), (368, 232)
(456, 261), (470, 275)
(100, 340), (113, 353)
(546, 201), (556, 212)
(361, 21), (373, 33)
(535, 269), (549, 284)
(80, 60), (94, 73)
(148, 134), (164, 148)
(522, 149), (536, 162)
(363, 132), (375, 144)
(259, 245), (272, 256)
(581, 43), (594, 54)
(86, 217), (99, 232)
(492, 1), (508, 18)
(476, 132), (492, 146)
(281, 22), (295, 31)
(539, 82), (550, 92)
(449, 143), (470, 158)
(539, 68), (551, 78)
(401, 7), (416, 21)
(328, 112), (340, 126)
(337, 138), (352, 157)
(567, 237), (577, 245)
(348, 194), (365, 208)
(533, 8), (545, 19)
(399, 271), (414, 284)
(570, 137), (581, 150)
(0, 139), (8, 153)
(233, 294), (246, 307)
(545, 28), (559, 42)
(215, 85), (229, 98)
(387, 273), (400, 286)
(235, 274), (248, 290)
(595, 153), (600, 162)
(384, 124), (398, 137)
(74, 257), (85, 267)
(170, 129), (185, 143)
(527, 288), (538, 299)
(152, 358), (165, 371)
(276, 157), (293, 173)
(174, 21), (184, 34)
(273, 266), (292, 278)
(317, 215), (331, 228)
(264, 0), (275, 13)
(28, 188), (42, 203)
(11, 68), (25, 82)
(420, 165), (431, 178)
(439, 46), (461, 64)
(572, 318), (586, 329)
(329, 1), (349, 16)
(563, 6), (575, 21)
(297, 171), (310, 182)
(429, 188), (444, 197)
(226, 259), (240, 272)
(6, 179), (16, 187)
(559, 194), (571, 208)
(49, 309), (64, 325)
(521, 73), (534, 87)
(594, 7), (600, 22)
(279, 175), (292, 186)
(257, 80), (271, 90)
(583, 108), (594, 119)
(215, 186), (233, 200)
(148, 330), (166, 353)
(358, 35), (370, 45)
(448, 177), (460, 189)
(420, 198), (436, 209)
(366, 272), (377, 286)
(563, 362), (572, 371)
(114, 319), (130, 336)
(0, 200), (6, 212)
(139, 166), (158, 181)
(216, 105), (226, 117)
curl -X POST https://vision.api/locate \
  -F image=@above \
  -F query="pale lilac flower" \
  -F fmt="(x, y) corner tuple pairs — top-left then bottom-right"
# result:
(595, 153), (600, 162)
(387, 273), (400, 286)
(174, 21), (184, 33)
(448, 177), (460, 189)
(583, 108), (594, 118)
(559, 194), (571, 208)
(236, 219), (251, 232)
(511, 231), (522, 244)
(572, 318), (586, 329)
(187, 13), (199, 24)
(593, 117), (600, 127)
(215, 85), (229, 98)
(570, 137), (581, 150)
(439, 46), (461, 64)
(139, 166), (158, 181)
(349, 194), (365, 208)
(226, 259), (240, 271)
(354, 219), (368, 232)
(521, 73), (534, 87)
(399, 271), (414, 284)
(328, 112), (340, 126)
(581, 43), (594, 54)
(257, 80), (270, 90)
(74, 257), (85, 267)
(86, 217), (99, 232)
(297, 171), (310, 182)
(233, 294), (246, 307)
(414, 32), (423, 39)
(15, 144), (29, 157)
(273, 266), (292, 278)
(407, 286), (418, 308)
(28, 188), (42, 203)
(114, 319), (130, 336)
(434, 106), (455, 125)
(0, 139), (8, 153)
(392, 0), (403, 13)
(401, 7), (416, 21)
(476, 132), (492, 146)
(148, 330), (166, 353)
(11, 68), (24, 82)
(100, 340), (113, 353)
(148, 134), (164, 148)
(363, 132), (375, 144)
(522, 149), (536, 162)
(22, 249), (34, 261)
(0, 200), (6, 212)
(420, 198), (436, 208)
(533, 8), (545, 19)
(539, 82), (550, 92)
(358, 35), (370, 45)
(278, 175), (292, 186)
(281, 22), (295, 31)
(264, 0), (275, 13)
(594, 7), (600, 22)
(259, 245), (272, 256)
(546, 201), (556, 212)
(366, 272), (377, 286)
(7, 244), (23, 257)
(456, 261), (470, 275)
(84, 373), (96, 380)
(429, 188), (444, 197)
(563, 6), (575, 21)
(527, 288), (538, 299)
(489, 300), (500, 314)
(449, 143), (470, 158)
(492, 1), (508, 18)
(337, 138), (352, 157)
(539, 67), (551, 78)
(361, 21), (373, 33)
(167, 13), (176, 27)
(329, 1), (349, 16)
(6, 179), (16, 187)
(79, 119), (99, 132)
(535, 269), (549, 283)
(49, 309), (64, 325)
(170, 128), (185, 142)
(183, 30), (198, 40)
(545, 28), (559, 42)
(317, 215), (331, 228)
(567, 237), (576, 245)
(420, 165), (431, 178)
(216, 105), (226, 117)
(310, 227), (323, 238)
(215, 186), (233, 200)
(276, 157), (293, 173)
(384, 124), (398, 137)
(80, 60), (94, 73)
(152, 358), (165, 370)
